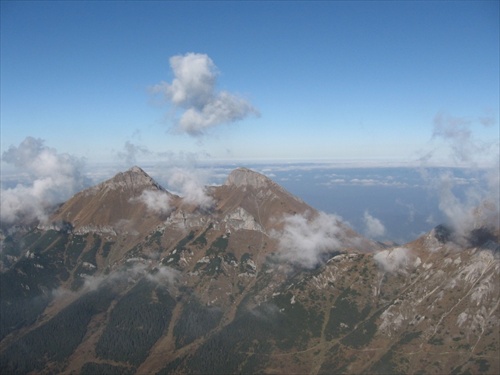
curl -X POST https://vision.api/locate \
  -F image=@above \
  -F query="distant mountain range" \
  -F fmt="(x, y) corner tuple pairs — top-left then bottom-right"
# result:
(0, 166), (498, 374)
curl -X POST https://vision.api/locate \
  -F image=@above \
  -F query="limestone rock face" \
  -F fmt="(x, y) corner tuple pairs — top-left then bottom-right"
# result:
(222, 207), (264, 232)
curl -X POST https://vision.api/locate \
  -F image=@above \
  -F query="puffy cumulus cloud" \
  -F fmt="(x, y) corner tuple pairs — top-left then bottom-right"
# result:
(178, 92), (257, 135)
(1, 137), (87, 225)
(152, 53), (259, 136)
(363, 211), (386, 238)
(166, 167), (214, 209)
(373, 247), (412, 274)
(137, 190), (173, 216)
(274, 211), (345, 269)
(160, 53), (216, 108)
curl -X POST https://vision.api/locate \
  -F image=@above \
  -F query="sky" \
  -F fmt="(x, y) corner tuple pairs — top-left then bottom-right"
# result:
(1, 1), (499, 166)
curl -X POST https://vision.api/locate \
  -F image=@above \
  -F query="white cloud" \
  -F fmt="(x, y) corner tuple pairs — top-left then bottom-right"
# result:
(420, 112), (500, 239)
(81, 263), (179, 292)
(433, 169), (499, 236)
(152, 52), (259, 136)
(431, 112), (498, 167)
(146, 265), (180, 285)
(1, 137), (87, 225)
(166, 167), (214, 209)
(373, 247), (412, 274)
(274, 211), (345, 269)
(363, 211), (386, 238)
(137, 190), (173, 216)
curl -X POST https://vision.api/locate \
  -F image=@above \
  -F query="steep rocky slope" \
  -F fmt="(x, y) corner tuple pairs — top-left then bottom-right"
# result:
(0, 167), (498, 374)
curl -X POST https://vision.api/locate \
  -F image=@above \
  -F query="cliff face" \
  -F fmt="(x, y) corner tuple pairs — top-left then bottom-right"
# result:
(0, 167), (498, 375)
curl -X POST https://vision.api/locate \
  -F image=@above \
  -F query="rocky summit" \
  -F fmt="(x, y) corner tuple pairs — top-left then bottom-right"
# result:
(0, 167), (498, 374)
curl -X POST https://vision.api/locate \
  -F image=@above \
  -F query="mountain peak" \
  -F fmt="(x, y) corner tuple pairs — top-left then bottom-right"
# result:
(128, 165), (147, 174)
(102, 166), (163, 192)
(224, 167), (273, 189)
(50, 166), (168, 233)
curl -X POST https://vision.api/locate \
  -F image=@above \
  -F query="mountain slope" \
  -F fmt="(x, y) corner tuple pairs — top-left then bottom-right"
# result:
(50, 166), (174, 233)
(0, 166), (498, 374)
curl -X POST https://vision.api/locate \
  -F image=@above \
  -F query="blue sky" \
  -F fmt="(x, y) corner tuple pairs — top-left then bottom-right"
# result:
(1, 1), (499, 165)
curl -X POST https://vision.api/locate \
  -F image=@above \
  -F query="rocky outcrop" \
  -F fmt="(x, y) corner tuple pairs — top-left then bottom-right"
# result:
(222, 207), (264, 232)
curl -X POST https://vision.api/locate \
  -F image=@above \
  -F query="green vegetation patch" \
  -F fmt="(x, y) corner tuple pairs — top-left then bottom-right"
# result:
(0, 229), (41, 258)
(240, 252), (256, 273)
(95, 279), (176, 366)
(162, 231), (195, 268)
(273, 292), (324, 343)
(81, 362), (134, 375)
(428, 336), (444, 345)
(474, 358), (490, 373)
(176, 231), (195, 249)
(0, 230), (75, 340)
(0, 286), (115, 374)
(205, 235), (229, 256)
(340, 306), (378, 348)
(146, 230), (163, 249)
(187, 289), (327, 374)
(223, 252), (238, 266)
(81, 234), (101, 264)
(192, 224), (212, 248)
(31, 230), (60, 253)
(101, 241), (115, 258)
(185, 313), (269, 374)
(173, 298), (223, 349)
(325, 288), (364, 340)
(205, 256), (224, 276)
(185, 289), (325, 373)
(398, 330), (422, 345)
(65, 234), (88, 267)
(369, 348), (399, 374)
(157, 357), (186, 374)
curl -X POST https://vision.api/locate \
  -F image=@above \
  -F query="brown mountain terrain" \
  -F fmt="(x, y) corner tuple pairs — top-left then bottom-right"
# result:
(0, 166), (498, 374)
(51, 166), (172, 232)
